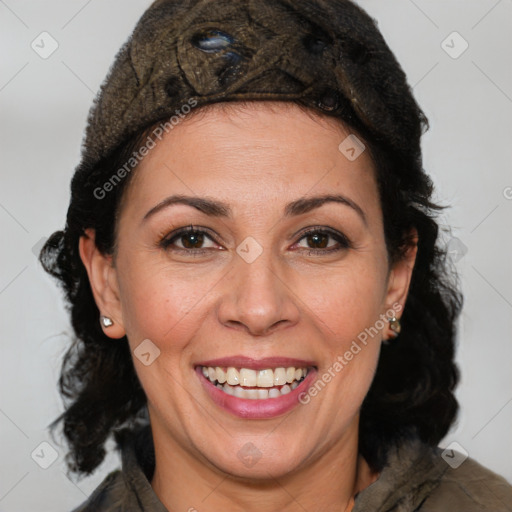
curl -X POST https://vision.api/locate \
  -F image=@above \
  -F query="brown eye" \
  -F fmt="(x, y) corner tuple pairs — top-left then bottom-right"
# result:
(179, 231), (205, 249)
(305, 232), (330, 249)
(296, 228), (351, 255)
(160, 226), (218, 254)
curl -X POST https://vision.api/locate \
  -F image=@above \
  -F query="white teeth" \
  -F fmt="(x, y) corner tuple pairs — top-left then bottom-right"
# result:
(240, 368), (257, 387)
(223, 383), (234, 395)
(226, 367), (240, 385)
(245, 389), (259, 400)
(257, 369), (274, 387)
(233, 386), (245, 398)
(281, 384), (291, 395)
(269, 388), (280, 398)
(216, 367), (227, 384)
(201, 365), (309, 399)
(257, 388), (269, 399)
(273, 367), (287, 385)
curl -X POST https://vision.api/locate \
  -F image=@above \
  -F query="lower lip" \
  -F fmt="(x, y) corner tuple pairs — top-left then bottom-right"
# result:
(196, 366), (317, 419)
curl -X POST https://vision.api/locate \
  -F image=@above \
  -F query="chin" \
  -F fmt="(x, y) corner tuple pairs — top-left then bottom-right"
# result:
(210, 447), (305, 481)
(192, 431), (312, 481)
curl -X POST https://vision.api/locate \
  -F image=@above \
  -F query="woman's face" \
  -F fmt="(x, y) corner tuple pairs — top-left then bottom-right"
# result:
(82, 102), (416, 479)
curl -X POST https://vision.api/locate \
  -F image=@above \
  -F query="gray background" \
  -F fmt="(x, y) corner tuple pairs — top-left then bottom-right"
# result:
(1, 1), (511, 510)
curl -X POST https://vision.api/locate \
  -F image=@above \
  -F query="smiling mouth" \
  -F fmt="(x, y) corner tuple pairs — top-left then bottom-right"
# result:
(200, 365), (310, 399)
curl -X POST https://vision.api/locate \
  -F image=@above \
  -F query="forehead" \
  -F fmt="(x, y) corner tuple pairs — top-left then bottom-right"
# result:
(120, 102), (379, 221)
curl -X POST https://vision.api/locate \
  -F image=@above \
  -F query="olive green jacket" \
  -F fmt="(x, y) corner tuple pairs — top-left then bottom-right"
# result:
(72, 427), (512, 511)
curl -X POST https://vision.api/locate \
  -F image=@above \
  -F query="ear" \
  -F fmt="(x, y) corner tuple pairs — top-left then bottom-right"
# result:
(383, 227), (418, 339)
(78, 228), (126, 339)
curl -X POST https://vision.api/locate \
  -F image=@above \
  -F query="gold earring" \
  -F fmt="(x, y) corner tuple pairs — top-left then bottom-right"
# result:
(386, 315), (401, 340)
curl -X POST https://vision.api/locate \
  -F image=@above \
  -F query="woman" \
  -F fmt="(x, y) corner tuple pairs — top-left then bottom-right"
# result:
(39, 0), (512, 510)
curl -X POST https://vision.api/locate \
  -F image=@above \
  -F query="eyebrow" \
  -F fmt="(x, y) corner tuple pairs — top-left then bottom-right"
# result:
(142, 193), (367, 226)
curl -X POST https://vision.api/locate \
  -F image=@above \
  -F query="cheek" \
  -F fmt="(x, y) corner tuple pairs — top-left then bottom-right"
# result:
(297, 258), (387, 340)
(303, 268), (385, 406)
(117, 254), (213, 351)
(294, 257), (386, 403)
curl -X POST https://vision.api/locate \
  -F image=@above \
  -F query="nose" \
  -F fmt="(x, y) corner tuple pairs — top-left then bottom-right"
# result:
(216, 248), (300, 337)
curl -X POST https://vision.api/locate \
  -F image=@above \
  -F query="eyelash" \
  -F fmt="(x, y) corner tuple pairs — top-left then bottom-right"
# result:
(158, 224), (352, 257)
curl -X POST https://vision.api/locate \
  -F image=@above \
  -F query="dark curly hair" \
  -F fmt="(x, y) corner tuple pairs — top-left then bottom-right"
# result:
(39, 3), (463, 479)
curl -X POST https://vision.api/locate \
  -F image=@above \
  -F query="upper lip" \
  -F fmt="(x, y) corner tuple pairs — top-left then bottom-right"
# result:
(195, 356), (317, 370)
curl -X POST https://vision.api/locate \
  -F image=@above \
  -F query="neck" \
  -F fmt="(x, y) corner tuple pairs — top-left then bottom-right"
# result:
(150, 416), (379, 512)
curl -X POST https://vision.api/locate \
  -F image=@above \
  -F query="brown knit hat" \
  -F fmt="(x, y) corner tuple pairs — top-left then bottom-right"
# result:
(78, 0), (424, 178)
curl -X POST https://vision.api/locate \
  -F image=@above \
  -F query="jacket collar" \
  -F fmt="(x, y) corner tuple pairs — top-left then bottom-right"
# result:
(353, 438), (448, 511)
(118, 426), (168, 511)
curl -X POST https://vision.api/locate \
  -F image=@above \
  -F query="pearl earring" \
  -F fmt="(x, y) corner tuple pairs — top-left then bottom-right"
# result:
(100, 315), (114, 328)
